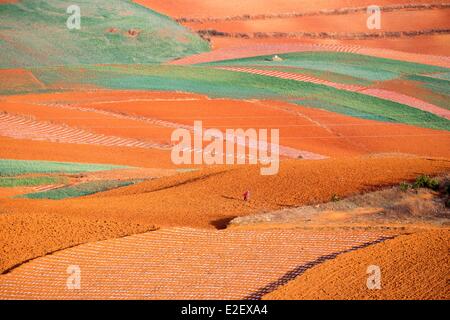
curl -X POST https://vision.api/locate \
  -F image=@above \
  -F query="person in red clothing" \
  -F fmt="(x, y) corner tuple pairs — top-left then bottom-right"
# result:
(243, 190), (250, 202)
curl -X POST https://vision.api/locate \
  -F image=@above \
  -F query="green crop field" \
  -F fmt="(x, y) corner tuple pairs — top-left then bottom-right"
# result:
(0, 176), (67, 187)
(20, 179), (139, 199)
(0, 0), (209, 68)
(407, 75), (450, 97)
(246, 65), (373, 86)
(0, 159), (128, 177)
(200, 52), (448, 82)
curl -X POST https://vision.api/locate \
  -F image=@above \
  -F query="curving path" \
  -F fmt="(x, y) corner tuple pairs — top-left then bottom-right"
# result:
(0, 228), (394, 300)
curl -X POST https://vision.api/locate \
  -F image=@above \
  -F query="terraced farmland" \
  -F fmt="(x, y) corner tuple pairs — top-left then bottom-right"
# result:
(14, 63), (450, 130)
(0, 228), (394, 299)
(215, 67), (450, 120)
(0, 0), (449, 302)
(0, 112), (170, 150)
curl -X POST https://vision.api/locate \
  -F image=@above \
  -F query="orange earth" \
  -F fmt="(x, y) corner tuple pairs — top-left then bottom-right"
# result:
(2, 91), (450, 162)
(1, 156), (449, 273)
(135, 0), (445, 19)
(183, 9), (450, 34)
(264, 229), (450, 300)
(0, 228), (395, 299)
(137, 0), (450, 55)
(0, 1), (449, 300)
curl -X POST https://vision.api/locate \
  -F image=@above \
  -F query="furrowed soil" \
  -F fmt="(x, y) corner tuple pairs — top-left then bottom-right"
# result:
(2, 91), (450, 161)
(135, 1), (445, 19)
(263, 229), (450, 299)
(1, 156), (449, 273)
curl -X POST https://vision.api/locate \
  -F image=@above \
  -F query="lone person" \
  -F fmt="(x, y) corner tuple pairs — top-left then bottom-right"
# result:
(243, 190), (250, 202)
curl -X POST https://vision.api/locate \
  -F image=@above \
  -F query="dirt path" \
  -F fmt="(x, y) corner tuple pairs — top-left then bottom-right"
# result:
(0, 228), (393, 299)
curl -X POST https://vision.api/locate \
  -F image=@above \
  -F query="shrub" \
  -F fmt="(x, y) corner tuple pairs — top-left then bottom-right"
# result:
(331, 194), (340, 202)
(399, 182), (410, 192)
(412, 175), (440, 191)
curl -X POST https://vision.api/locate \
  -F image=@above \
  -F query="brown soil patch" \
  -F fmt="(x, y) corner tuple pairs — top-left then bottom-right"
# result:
(263, 229), (450, 299)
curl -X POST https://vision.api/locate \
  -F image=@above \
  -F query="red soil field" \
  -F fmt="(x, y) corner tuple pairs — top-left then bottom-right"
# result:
(0, 228), (392, 299)
(0, 69), (45, 92)
(0, 1), (448, 301)
(184, 9), (450, 34)
(135, 0), (445, 19)
(3, 157), (450, 229)
(372, 78), (450, 108)
(200, 35), (450, 57)
(170, 42), (450, 68)
(0, 136), (176, 168)
(138, 0), (450, 55)
(0, 111), (171, 149)
(264, 229), (450, 300)
(334, 35), (450, 56)
(3, 91), (450, 161)
(0, 187), (35, 198)
(0, 156), (448, 274)
(2, 91), (450, 162)
(216, 66), (450, 119)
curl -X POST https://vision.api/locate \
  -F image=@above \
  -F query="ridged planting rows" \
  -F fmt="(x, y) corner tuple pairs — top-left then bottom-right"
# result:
(216, 67), (450, 120)
(0, 228), (392, 300)
(0, 112), (170, 150)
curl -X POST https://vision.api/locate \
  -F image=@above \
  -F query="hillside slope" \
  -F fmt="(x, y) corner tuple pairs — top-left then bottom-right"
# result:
(0, 0), (209, 68)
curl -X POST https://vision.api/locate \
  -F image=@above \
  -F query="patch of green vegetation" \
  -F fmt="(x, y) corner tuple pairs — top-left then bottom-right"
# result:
(399, 182), (411, 192)
(19, 179), (140, 200)
(201, 52), (448, 81)
(0, 159), (128, 177)
(429, 72), (450, 81)
(0, 176), (66, 187)
(254, 65), (373, 86)
(0, 0), (209, 68)
(407, 75), (450, 98)
(412, 175), (440, 191)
